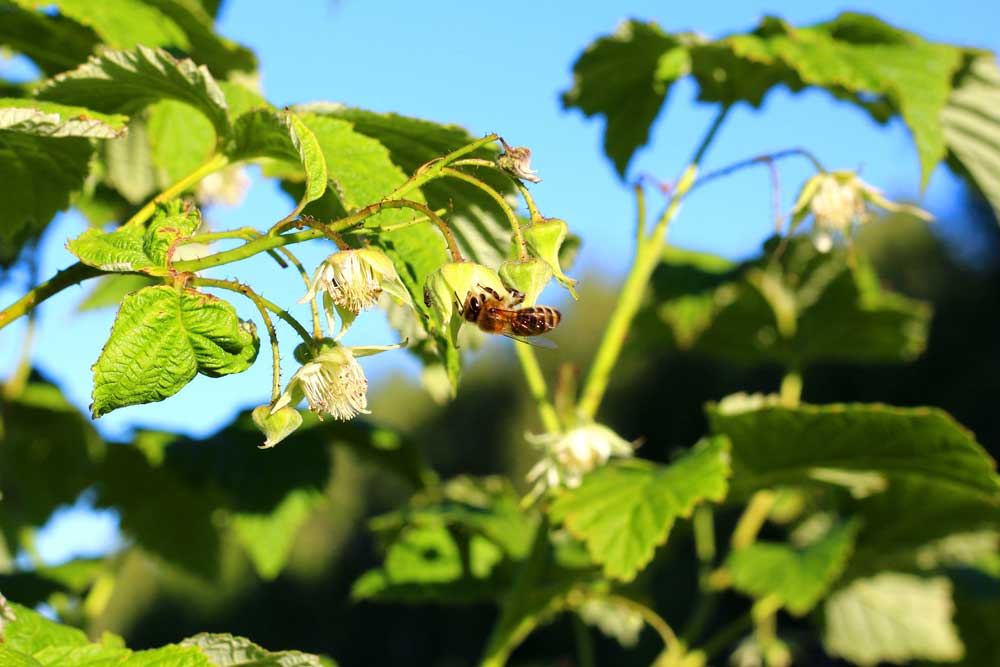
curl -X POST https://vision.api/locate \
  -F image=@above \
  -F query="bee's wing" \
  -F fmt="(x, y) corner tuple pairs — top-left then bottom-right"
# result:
(503, 333), (558, 349)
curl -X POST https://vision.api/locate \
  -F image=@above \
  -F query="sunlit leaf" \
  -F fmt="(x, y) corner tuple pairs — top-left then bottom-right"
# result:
(180, 632), (325, 666)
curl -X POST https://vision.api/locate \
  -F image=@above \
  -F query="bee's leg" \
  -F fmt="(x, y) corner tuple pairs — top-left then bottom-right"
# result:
(477, 283), (503, 301)
(507, 288), (525, 306)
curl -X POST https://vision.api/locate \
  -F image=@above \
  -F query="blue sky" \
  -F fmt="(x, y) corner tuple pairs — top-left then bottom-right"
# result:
(2, 1), (1000, 561)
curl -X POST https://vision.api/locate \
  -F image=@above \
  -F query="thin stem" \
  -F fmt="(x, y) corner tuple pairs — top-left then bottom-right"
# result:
(388, 133), (500, 201)
(441, 167), (526, 260)
(688, 147), (825, 196)
(513, 177), (543, 223)
(572, 616), (596, 667)
(604, 594), (682, 656)
(634, 183), (647, 240)
(780, 368), (802, 406)
(730, 490), (776, 550)
(296, 215), (351, 250)
(577, 107), (730, 420)
(192, 277), (315, 347)
(700, 612), (753, 662)
(124, 153), (229, 228)
(276, 246), (323, 339)
(229, 283), (283, 401)
(0, 262), (101, 330)
(681, 506), (719, 644)
(178, 226), (259, 244)
(514, 343), (561, 433)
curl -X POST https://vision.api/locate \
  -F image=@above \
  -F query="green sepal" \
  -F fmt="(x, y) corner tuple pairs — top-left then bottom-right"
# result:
(423, 262), (506, 346)
(499, 259), (553, 306)
(524, 218), (578, 298)
(252, 405), (303, 449)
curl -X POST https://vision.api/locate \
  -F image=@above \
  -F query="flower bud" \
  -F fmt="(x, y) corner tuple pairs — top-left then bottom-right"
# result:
(252, 404), (303, 449)
(525, 423), (633, 498)
(499, 259), (552, 306)
(423, 261), (506, 344)
(523, 218), (578, 298)
(497, 138), (541, 183)
(300, 248), (411, 337)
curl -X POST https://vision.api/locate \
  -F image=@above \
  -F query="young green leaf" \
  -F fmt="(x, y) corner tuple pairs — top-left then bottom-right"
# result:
(180, 632), (325, 666)
(68, 201), (201, 273)
(548, 436), (731, 581)
(91, 285), (259, 417)
(822, 573), (964, 665)
(37, 45), (231, 140)
(708, 396), (1000, 501)
(727, 520), (859, 615)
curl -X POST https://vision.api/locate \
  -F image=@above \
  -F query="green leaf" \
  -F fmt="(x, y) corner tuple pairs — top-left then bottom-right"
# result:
(707, 396), (1000, 501)
(12, 0), (189, 51)
(140, 0), (258, 77)
(91, 285), (259, 417)
(4, 603), (89, 655)
(942, 53), (1000, 222)
(180, 633), (323, 666)
(639, 239), (931, 367)
(0, 647), (44, 667)
(99, 114), (163, 204)
(822, 573), (964, 665)
(565, 13), (966, 184)
(727, 520), (859, 615)
(148, 99), (215, 182)
(77, 274), (158, 311)
(318, 106), (518, 268)
(32, 644), (131, 667)
(37, 45), (231, 140)
(0, 380), (104, 548)
(68, 201), (201, 273)
(562, 20), (691, 176)
(0, 5), (98, 77)
(124, 646), (213, 667)
(228, 109), (327, 215)
(548, 436), (731, 582)
(0, 100), (121, 264)
(230, 488), (323, 581)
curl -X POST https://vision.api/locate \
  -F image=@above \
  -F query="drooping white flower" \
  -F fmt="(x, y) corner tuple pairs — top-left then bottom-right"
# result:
(525, 423), (634, 498)
(272, 340), (403, 421)
(790, 171), (933, 253)
(497, 138), (541, 183)
(300, 248), (411, 337)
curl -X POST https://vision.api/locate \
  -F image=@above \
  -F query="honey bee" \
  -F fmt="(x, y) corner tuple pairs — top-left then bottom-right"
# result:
(458, 284), (561, 347)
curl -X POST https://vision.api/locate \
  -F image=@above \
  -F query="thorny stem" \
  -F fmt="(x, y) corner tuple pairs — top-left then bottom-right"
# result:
(296, 215), (352, 250)
(513, 343), (561, 433)
(577, 107), (730, 420)
(389, 133), (500, 200)
(276, 246), (323, 339)
(191, 277), (315, 348)
(124, 153), (230, 229)
(455, 158), (545, 224)
(441, 167), (527, 260)
(226, 283), (283, 402)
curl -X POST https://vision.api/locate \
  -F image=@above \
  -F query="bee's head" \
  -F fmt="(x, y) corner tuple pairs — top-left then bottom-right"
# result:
(463, 293), (482, 321)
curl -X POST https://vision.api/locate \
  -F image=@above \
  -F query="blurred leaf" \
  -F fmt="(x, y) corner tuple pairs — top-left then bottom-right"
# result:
(0, 380), (104, 547)
(100, 114), (162, 204)
(942, 53), (1000, 223)
(11, 0), (189, 52)
(0, 99), (125, 265)
(78, 274), (158, 312)
(707, 396), (1000, 501)
(148, 99), (215, 182)
(565, 12), (965, 184)
(548, 436), (731, 582)
(638, 239), (931, 368)
(561, 21), (693, 176)
(822, 573), (963, 665)
(91, 285), (259, 417)
(180, 632), (324, 666)
(727, 519), (859, 615)
(141, 0), (258, 77)
(0, 5), (99, 77)
(4, 603), (90, 655)
(37, 46), (231, 140)
(230, 488), (323, 581)
(0, 647), (43, 667)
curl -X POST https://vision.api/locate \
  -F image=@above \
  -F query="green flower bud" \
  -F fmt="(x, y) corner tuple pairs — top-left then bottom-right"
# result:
(499, 259), (552, 306)
(423, 262), (506, 345)
(524, 218), (578, 299)
(252, 404), (303, 449)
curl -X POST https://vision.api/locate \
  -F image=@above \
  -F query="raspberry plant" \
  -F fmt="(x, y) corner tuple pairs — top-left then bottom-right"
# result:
(1, 4), (999, 667)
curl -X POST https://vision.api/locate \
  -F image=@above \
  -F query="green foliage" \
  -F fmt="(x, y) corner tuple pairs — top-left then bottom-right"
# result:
(639, 238), (931, 367)
(727, 519), (859, 615)
(90, 285), (259, 416)
(548, 436), (731, 581)
(180, 633), (327, 666)
(707, 395), (1000, 500)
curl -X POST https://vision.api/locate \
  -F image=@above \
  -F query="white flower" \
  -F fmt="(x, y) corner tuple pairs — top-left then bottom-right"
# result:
(300, 248), (412, 337)
(790, 171), (933, 253)
(196, 166), (251, 207)
(578, 597), (644, 648)
(272, 341), (403, 421)
(525, 423), (633, 497)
